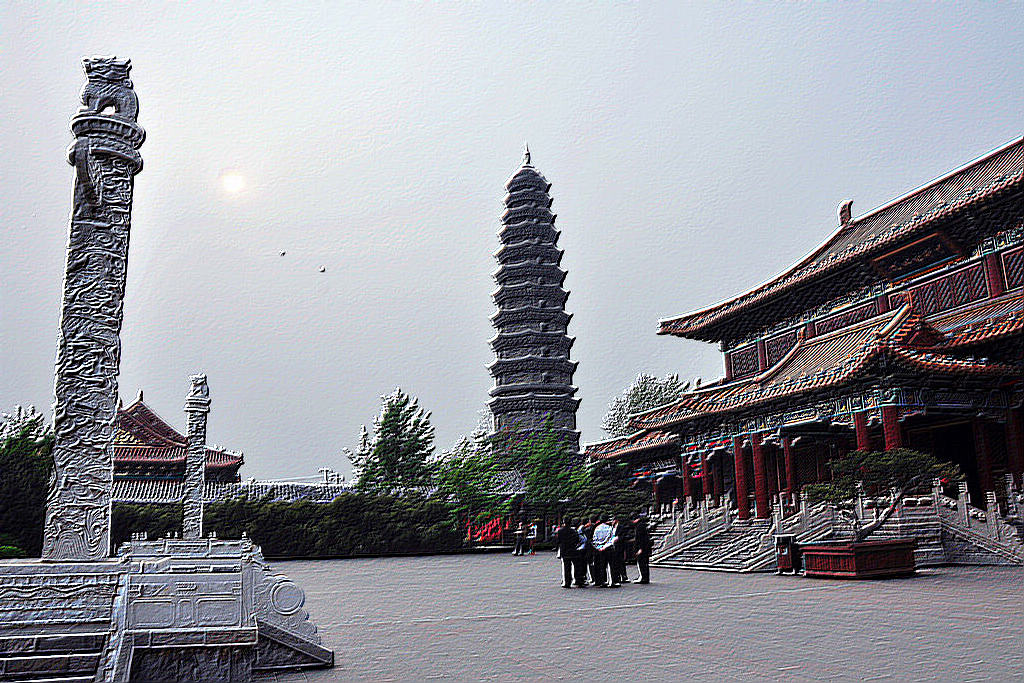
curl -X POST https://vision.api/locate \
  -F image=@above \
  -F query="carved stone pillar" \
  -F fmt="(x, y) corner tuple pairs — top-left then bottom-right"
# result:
(957, 481), (971, 524)
(751, 433), (770, 519)
(733, 437), (750, 520)
(682, 457), (693, 508)
(43, 57), (145, 561)
(881, 406), (903, 450)
(184, 374), (211, 540)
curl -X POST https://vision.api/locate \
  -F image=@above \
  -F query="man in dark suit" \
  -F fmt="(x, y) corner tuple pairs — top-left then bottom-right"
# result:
(611, 517), (631, 584)
(632, 515), (653, 584)
(555, 518), (580, 588)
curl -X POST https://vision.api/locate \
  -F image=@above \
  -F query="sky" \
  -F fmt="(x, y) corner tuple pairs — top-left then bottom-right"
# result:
(1, 3), (1022, 481)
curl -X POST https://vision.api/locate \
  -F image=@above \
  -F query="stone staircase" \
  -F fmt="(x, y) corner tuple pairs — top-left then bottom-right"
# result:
(647, 516), (676, 553)
(650, 482), (1024, 573)
(0, 626), (107, 682)
(654, 520), (774, 572)
(866, 507), (946, 566)
(0, 561), (123, 683)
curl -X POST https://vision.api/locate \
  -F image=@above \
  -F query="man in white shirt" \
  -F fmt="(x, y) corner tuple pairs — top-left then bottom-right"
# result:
(590, 515), (620, 587)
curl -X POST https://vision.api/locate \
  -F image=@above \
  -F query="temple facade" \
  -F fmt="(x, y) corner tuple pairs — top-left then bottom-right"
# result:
(586, 137), (1023, 567)
(489, 149), (581, 454)
(113, 392), (243, 483)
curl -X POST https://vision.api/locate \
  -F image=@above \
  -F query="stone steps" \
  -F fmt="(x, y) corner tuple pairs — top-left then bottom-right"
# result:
(654, 521), (773, 571)
(0, 652), (102, 682)
(0, 631), (106, 683)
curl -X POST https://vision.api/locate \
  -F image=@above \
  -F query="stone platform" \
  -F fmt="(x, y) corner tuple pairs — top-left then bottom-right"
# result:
(0, 538), (332, 682)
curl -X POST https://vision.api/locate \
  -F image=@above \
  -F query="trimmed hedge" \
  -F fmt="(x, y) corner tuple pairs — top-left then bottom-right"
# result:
(112, 492), (464, 558)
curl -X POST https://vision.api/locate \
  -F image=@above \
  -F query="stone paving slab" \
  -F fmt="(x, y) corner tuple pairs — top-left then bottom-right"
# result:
(264, 554), (1024, 681)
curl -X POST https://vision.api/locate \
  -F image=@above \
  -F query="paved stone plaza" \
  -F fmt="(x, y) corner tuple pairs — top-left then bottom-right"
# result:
(265, 554), (1024, 681)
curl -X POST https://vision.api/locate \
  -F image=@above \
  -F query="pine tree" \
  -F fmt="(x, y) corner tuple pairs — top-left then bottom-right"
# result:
(347, 389), (435, 492)
(513, 418), (580, 505)
(433, 432), (505, 521)
(601, 373), (687, 438)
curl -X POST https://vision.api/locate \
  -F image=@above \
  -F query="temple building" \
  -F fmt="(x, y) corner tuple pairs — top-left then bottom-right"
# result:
(586, 137), (1024, 568)
(113, 392), (244, 482)
(489, 148), (581, 454)
(111, 392), (351, 504)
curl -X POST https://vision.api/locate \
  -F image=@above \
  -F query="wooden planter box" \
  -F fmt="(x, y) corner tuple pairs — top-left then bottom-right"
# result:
(801, 538), (917, 579)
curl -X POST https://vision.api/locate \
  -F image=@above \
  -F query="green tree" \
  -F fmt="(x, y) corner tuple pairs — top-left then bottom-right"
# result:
(601, 373), (687, 438)
(433, 426), (507, 522)
(0, 406), (53, 557)
(568, 459), (649, 522)
(805, 448), (961, 542)
(347, 389), (435, 492)
(511, 419), (581, 505)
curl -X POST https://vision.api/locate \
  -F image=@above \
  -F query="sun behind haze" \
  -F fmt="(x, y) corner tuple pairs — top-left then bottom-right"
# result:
(219, 170), (247, 196)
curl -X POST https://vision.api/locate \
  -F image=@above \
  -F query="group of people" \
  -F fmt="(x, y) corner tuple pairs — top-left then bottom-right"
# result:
(554, 514), (652, 588)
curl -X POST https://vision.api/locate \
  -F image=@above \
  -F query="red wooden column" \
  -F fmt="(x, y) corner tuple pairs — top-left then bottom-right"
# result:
(881, 406), (903, 450)
(984, 253), (1005, 298)
(1006, 407), (1024, 488)
(783, 436), (798, 506)
(700, 451), (712, 502)
(766, 447), (778, 498)
(733, 437), (750, 520)
(712, 456), (723, 506)
(751, 433), (770, 519)
(854, 411), (872, 451)
(973, 417), (994, 493)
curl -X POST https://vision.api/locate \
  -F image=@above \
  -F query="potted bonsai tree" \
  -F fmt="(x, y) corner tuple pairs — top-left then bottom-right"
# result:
(801, 448), (960, 579)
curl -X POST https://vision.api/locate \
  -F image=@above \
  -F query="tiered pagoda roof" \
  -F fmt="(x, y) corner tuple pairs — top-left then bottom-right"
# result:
(660, 136), (1024, 344)
(114, 396), (243, 481)
(489, 149), (580, 453)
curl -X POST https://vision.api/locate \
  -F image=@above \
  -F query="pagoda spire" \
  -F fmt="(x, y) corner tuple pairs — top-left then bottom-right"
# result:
(487, 150), (580, 455)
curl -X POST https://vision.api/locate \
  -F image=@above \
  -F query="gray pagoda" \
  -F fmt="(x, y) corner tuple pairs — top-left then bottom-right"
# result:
(488, 148), (580, 454)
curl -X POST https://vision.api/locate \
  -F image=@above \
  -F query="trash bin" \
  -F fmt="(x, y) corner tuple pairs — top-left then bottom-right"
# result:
(775, 534), (797, 574)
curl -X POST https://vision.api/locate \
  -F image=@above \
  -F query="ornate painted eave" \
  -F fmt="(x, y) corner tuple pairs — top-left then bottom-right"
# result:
(659, 137), (1024, 343)
(928, 288), (1024, 349)
(584, 430), (682, 460)
(633, 305), (1020, 431)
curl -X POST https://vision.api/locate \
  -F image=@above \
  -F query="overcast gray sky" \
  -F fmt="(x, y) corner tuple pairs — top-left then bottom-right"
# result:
(1, 3), (1021, 480)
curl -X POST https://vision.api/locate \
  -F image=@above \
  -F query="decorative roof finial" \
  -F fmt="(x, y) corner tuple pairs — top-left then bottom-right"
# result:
(523, 143), (531, 166)
(137, 388), (144, 403)
(838, 199), (853, 226)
